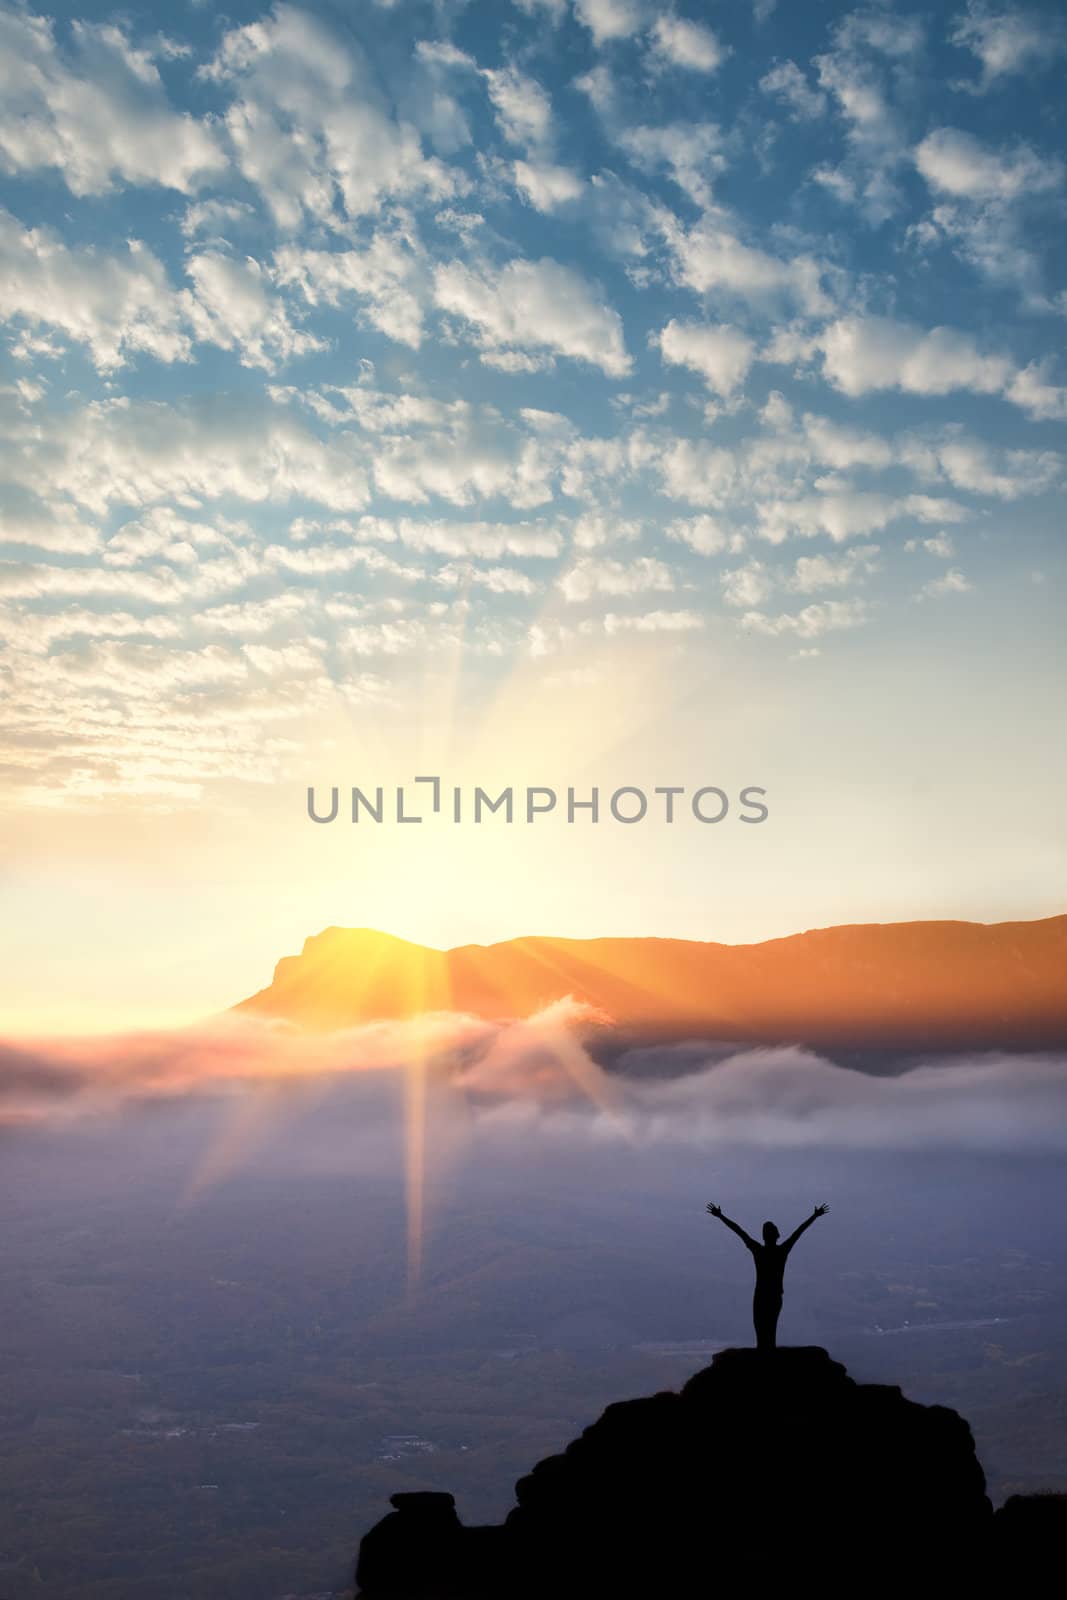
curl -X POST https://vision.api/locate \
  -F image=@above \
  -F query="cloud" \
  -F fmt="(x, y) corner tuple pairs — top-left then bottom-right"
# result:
(183, 252), (326, 371)
(0, 7), (224, 195)
(610, 1045), (1067, 1152)
(721, 561), (772, 609)
(1, 394), (371, 516)
(665, 516), (732, 556)
(574, 0), (645, 46)
(204, 3), (458, 229)
(0, 210), (190, 370)
(658, 319), (755, 397)
(513, 160), (584, 211)
(618, 122), (726, 206)
(574, 63), (616, 116)
(740, 599), (869, 638)
(195, 594), (310, 636)
(812, 8), (923, 221)
(572, 511), (642, 549)
(655, 439), (737, 507)
(901, 432), (1062, 498)
(0, 490), (99, 555)
(950, 1), (1064, 90)
(338, 616), (447, 657)
(756, 492), (929, 546)
(0, 215), (324, 375)
(434, 561), (539, 595)
(759, 60), (827, 120)
(482, 64), (554, 152)
(800, 414), (893, 471)
(558, 555), (675, 602)
(1005, 363), (1067, 422)
(788, 545), (881, 593)
(600, 608), (703, 633)
(104, 506), (235, 567)
(264, 539), (419, 582)
(665, 213), (833, 317)
(915, 567), (972, 600)
(815, 316), (1013, 400)
(915, 127), (1062, 201)
(42, 639), (251, 698)
(905, 532), (955, 557)
(363, 516), (563, 559)
(514, 0), (567, 17)
(909, 129), (1062, 302)
(648, 15), (724, 74)
(6, 1011), (1067, 1158)
(274, 229), (426, 347)
(433, 257), (631, 377)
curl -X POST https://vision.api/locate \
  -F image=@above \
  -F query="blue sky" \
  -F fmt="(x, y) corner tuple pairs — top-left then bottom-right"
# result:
(1, 0), (1065, 1025)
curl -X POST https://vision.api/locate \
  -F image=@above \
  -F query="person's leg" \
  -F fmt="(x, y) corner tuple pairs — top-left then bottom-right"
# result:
(753, 1291), (771, 1349)
(753, 1291), (782, 1350)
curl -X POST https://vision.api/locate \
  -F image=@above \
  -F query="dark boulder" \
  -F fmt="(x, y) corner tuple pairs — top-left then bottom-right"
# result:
(356, 1347), (996, 1597)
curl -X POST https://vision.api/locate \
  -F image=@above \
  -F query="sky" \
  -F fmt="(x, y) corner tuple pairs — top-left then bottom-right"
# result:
(0, 0), (1065, 1029)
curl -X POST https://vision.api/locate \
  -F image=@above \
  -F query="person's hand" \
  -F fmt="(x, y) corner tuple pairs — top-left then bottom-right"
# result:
(707, 1203), (723, 1218)
(813, 1203), (830, 1217)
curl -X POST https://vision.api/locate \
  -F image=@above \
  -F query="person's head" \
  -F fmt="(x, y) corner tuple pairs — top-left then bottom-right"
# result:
(762, 1221), (779, 1244)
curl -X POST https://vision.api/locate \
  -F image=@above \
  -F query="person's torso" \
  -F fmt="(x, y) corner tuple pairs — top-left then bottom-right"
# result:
(752, 1243), (786, 1293)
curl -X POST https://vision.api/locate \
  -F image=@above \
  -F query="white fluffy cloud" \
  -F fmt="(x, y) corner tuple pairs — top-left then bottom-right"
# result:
(741, 598), (869, 638)
(600, 608), (702, 633)
(274, 230), (426, 347)
(204, 3), (458, 229)
(759, 59), (827, 119)
(788, 545), (881, 593)
(916, 567), (972, 599)
(816, 315), (1013, 399)
(558, 555), (674, 602)
(513, 160), (584, 211)
(0, 7), (224, 195)
(618, 122), (725, 206)
(573, 0), (645, 46)
(950, 1), (1063, 89)
(721, 560), (773, 608)
(0, 211), (189, 370)
(901, 433), (1062, 499)
(482, 65), (553, 152)
(658, 319), (755, 397)
(0, 214), (327, 375)
(915, 128), (1062, 200)
(1, 394), (371, 516)
(811, 8), (923, 221)
(0, 0), (1062, 823)
(666, 214), (833, 317)
(757, 492), (945, 546)
(813, 316), (1067, 420)
(184, 252), (325, 370)
(433, 257), (630, 376)
(648, 15), (724, 73)
(665, 516), (732, 556)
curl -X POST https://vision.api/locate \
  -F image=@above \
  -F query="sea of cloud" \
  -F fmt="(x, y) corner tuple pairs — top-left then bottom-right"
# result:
(4, 1001), (1067, 1158)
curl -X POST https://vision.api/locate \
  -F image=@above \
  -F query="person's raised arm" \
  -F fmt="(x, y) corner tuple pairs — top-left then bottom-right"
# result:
(782, 1203), (830, 1253)
(706, 1203), (757, 1250)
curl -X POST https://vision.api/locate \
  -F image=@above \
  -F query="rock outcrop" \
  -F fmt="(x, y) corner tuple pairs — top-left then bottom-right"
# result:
(355, 1346), (999, 1597)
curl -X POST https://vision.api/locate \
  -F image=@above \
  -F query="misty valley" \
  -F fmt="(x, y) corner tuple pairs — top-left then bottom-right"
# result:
(3, 1087), (1067, 1600)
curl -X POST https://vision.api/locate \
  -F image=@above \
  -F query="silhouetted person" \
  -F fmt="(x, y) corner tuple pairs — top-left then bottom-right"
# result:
(707, 1202), (829, 1349)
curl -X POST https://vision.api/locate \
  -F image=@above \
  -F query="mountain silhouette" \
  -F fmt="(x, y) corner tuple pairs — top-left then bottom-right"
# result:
(353, 1346), (1063, 1598)
(235, 914), (1067, 1050)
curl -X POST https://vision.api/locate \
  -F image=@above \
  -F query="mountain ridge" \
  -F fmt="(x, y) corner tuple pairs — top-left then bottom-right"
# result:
(235, 912), (1067, 1050)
